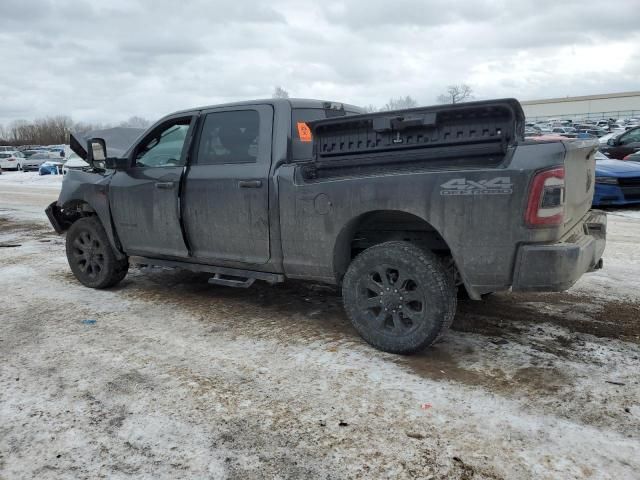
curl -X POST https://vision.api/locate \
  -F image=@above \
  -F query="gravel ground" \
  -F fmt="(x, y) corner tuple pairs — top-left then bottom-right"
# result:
(1, 173), (639, 479)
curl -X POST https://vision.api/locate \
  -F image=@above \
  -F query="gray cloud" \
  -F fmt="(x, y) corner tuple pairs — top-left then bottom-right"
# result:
(0, 0), (638, 125)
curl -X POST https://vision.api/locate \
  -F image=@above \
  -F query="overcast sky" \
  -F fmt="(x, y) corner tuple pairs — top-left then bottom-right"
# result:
(0, 0), (639, 124)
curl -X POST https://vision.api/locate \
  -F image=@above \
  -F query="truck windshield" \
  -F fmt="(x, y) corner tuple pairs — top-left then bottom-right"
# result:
(291, 108), (360, 161)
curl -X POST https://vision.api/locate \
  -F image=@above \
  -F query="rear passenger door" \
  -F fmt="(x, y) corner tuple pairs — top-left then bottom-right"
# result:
(182, 105), (273, 265)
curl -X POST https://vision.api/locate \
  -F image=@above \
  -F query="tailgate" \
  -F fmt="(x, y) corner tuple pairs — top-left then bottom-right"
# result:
(562, 139), (598, 229)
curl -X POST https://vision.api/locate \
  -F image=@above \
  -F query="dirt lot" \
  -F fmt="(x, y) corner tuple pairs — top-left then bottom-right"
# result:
(1, 173), (639, 479)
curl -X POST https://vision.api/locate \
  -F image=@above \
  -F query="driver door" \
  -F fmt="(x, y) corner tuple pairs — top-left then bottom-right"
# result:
(109, 114), (196, 258)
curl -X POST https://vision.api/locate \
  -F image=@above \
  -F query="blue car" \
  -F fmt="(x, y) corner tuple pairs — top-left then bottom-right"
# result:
(38, 160), (64, 175)
(593, 151), (640, 206)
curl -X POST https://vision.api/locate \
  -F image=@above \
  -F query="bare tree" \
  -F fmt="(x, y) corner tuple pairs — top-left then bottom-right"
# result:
(272, 86), (290, 99)
(2, 116), (74, 146)
(72, 120), (114, 135)
(119, 116), (151, 129)
(380, 96), (419, 111)
(437, 84), (474, 104)
(361, 104), (379, 113)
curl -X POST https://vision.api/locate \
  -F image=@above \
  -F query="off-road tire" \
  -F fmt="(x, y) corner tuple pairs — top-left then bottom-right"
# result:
(342, 241), (456, 354)
(65, 216), (129, 288)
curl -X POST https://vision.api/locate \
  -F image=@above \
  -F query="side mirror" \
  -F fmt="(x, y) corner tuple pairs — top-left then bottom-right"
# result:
(607, 138), (617, 147)
(86, 138), (107, 168)
(104, 157), (130, 170)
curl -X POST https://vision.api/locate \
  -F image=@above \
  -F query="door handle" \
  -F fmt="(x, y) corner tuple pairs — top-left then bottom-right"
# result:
(238, 180), (262, 188)
(155, 182), (174, 189)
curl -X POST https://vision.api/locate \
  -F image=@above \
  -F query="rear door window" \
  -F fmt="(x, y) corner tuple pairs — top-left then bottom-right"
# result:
(196, 110), (260, 165)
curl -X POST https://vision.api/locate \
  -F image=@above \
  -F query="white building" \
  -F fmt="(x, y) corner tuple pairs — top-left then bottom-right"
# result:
(521, 91), (640, 121)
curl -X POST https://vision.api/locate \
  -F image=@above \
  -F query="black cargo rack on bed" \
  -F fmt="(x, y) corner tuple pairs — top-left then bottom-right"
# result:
(304, 99), (525, 177)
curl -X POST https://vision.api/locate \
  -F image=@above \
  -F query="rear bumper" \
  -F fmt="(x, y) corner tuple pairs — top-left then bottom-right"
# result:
(512, 210), (606, 292)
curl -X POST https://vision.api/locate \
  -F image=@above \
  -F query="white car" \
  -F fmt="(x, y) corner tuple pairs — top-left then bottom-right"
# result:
(62, 152), (90, 174)
(598, 132), (617, 144)
(0, 151), (25, 170)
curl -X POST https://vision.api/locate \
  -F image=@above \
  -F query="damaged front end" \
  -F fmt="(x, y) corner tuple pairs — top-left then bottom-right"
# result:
(45, 202), (65, 234)
(45, 127), (144, 260)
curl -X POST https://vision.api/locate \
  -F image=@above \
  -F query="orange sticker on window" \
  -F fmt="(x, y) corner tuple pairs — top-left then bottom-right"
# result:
(297, 122), (312, 142)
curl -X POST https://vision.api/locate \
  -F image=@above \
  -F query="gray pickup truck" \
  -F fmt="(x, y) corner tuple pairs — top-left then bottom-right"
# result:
(46, 98), (606, 354)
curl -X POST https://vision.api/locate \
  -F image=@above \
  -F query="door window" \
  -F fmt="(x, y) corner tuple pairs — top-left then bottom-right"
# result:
(619, 128), (640, 145)
(196, 110), (260, 165)
(135, 119), (191, 168)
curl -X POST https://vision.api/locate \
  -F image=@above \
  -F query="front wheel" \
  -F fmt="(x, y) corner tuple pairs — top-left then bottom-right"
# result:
(65, 216), (129, 288)
(342, 241), (456, 354)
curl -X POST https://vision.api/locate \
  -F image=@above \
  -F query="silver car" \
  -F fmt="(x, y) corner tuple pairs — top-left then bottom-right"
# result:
(18, 152), (53, 171)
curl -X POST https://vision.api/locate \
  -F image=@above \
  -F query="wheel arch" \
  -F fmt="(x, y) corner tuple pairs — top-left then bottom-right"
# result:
(332, 209), (466, 293)
(57, 198), (126, 260)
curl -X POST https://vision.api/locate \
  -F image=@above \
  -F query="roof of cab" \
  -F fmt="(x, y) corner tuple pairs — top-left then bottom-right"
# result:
(170, 98), (364, 116)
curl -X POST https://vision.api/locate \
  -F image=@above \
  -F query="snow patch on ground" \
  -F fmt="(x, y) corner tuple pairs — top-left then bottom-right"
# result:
(0, 170), (63, 187)
(571, 214), (640, 301)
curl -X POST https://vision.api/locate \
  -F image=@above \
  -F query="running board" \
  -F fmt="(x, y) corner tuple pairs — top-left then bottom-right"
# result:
(130, 256), (285, 286)
(208, 274), (255, 288)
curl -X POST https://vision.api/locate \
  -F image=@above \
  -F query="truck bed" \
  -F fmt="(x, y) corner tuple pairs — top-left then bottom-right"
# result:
(303, 99), (525, 178)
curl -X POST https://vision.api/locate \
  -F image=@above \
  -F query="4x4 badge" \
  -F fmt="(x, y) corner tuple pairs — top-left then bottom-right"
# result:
(440, 177), (513, 196)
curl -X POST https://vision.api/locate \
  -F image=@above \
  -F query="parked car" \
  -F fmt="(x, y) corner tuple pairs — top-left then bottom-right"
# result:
(576, 129), (607, 139)
(599, 132), (617, 145)
(579, 128), (607, 137)
(18, 152), (52, 171)
(599, 126), (640, 160)
(61, 152), (89, 174)
(0, 151), (25, 170)
(39, 160), (64, 175)
(592, 151), (640, 206)
(551, 127), (578, 138)
(0, 146), (15, 152)
(46, 98), (606, 355)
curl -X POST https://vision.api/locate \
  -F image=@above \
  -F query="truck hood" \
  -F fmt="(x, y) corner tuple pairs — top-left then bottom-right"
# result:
(70, 127), (145, 160)
(595, 159), (640, 177)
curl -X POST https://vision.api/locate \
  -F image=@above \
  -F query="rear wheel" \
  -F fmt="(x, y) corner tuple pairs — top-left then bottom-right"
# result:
(65, 216), (129, 288)
(342, 241), (456, 354)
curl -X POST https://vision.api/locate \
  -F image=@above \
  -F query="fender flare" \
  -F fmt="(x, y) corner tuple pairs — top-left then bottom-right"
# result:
(50, 197), (126, 261)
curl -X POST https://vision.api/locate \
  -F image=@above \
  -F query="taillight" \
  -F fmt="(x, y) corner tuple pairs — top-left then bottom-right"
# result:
(623, 154), (630, 160)
(525, 166), (565, 227)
